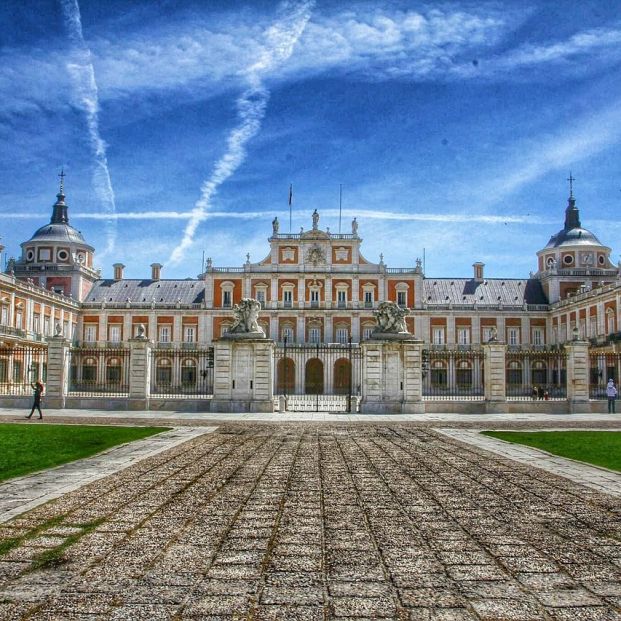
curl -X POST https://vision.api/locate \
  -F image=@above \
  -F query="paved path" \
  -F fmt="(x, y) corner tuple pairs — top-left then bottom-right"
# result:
(1, 406), (621, 424)
(0, 424), (619, 620)
(438, 428), (621, 498)
(0, 426), (215, 524)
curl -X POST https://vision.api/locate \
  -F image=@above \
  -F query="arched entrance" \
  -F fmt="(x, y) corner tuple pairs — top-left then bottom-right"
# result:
(277, 358), (295, 394)
(333, 358), (351, 395)
(305, 358), (323, 394)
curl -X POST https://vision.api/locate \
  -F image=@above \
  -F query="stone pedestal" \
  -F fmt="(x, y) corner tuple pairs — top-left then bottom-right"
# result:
(128, 337), (152, 410)
(46, 335), (70, 408)
(483, 341), (508, 413)
(360, 338), (424, 413)
(565, 339), (590, 413)
(211, 338), (275, 413)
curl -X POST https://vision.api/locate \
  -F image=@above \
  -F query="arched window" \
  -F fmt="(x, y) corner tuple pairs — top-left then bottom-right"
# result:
(431, 361), (447, 387)
(107, 357), (122, 383)
(531, 360), (547, 386)
(456, 360), (472, 387)
(506, 361), (522, 386)
(181, 359), (196, 385)
(156, 358), (172, 385)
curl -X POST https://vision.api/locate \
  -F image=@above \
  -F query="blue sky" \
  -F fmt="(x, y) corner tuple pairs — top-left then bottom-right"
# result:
(1, 0), (620, 279)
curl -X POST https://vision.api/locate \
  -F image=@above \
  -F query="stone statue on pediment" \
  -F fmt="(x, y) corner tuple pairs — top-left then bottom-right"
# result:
(352, 217), (358, 235)
(272, 217), (279, 235)
(372, 301), (409, 337)
(312, 209), (319, 230)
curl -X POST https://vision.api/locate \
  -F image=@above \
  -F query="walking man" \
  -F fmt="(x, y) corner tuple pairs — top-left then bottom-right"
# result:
(606, 378), (617, 414)
(26, 380), (44, 420)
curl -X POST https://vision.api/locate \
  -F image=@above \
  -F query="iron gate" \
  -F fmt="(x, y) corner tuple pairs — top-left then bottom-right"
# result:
(274, 340), (362, 412)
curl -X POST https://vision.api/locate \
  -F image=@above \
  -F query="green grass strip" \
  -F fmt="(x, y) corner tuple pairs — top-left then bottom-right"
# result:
(483, 431), (621, 472)
(0, 515), (65, 558)
(0, 423), (169, 482)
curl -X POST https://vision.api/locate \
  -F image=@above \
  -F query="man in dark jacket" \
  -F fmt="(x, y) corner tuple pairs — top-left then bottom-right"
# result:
(26, 381), (44, 420)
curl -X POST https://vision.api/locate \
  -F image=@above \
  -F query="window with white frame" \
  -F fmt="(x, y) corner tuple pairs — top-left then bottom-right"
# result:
(532, 328), (544, 346)
(589, 316), (597, 337)
(362, 325), (374, 340)
(220, 323), (231, 337)
(308, 327), (321, 343)
(44, 316), (50, 335)
(336, 288), (347, 308)
(396, 283), (408, 307)
(457, 327), (470, 345)
(364, 290), (373, 307)
(508, 328), (519, 346)
(183, 326), (196, 343)
(222, 289), (232, 308)
(33, 314), (40, 333)
(282, 325), (294, 343)
(84, 324), (97, 342)
(15, 311), (22, 330)
(0, 306), (7, 325)
(432, 327), (445, 345)
(335, 327), (349, 344)
(158, 325), (171, 343)
(310, 288), (320, 308)
(283, 287), (293, 308)
(607, 310), (615, 334)
(255, 285), (267, 308)
(108, 325), (121, 343)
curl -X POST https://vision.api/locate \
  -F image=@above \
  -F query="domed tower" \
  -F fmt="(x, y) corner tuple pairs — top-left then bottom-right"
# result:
(536, 175), (617, 303)
(12, 173), (99, 301)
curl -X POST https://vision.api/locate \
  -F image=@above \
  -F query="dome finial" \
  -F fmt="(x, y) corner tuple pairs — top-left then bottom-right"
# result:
(567, 171), (575, 199)
(58, 168), (66, 196)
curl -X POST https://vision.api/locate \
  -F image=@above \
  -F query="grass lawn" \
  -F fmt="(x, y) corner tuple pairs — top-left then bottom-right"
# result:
(482, 431), (621, 472)
(0, 423), (169, 482)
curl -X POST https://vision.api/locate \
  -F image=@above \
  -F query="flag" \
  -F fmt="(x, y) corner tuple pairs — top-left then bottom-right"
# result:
(288, 184), (293, 206)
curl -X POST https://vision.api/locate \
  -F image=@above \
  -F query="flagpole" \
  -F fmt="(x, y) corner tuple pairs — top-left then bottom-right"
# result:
(339, 184), (342, 234)
(288, 183), (293, 233)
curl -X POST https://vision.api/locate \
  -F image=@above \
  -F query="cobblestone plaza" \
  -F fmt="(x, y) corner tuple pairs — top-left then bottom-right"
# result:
(0, 418), (620, 620)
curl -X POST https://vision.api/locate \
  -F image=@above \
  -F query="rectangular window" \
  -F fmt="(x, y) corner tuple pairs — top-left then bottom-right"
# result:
(363, 327), (374, 340)
(221, 324), (230, 337)
(397, 291), (407, 307)
(364, 291), (373, 307)
(283, 289), (293, 308)
(222, 290), (232, 308)
(159, 325), (171, 343)
(15, 312), (22, 330)
(33, 314), (40, 333)
(508, 328), (519, 346)
(337, 290), (347, 308)
(336, 328), (349, 344)
(183, 326), (195, 343)
(432, 328), (445, 345)
(282, 327), (294, 343)
(309, 327), (321, 343)
(256, 289), (266, 308)
(310, 289), (319, 308)
(457, 328), (470, 345)
(532, 328), (544, 346)
(108, 325), (121, 343)
(63, 321), (69, 338)
(589, 317), (597, 337)
(84, 325), (97, 342)
(0, 306), (7, 325)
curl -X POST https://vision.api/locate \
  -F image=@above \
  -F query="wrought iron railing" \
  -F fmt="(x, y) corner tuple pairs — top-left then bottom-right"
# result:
(589, 352), (621, 399)
(506, 349), (567, 400)
(67, 347), (131, 397)
(150, 347), (214, 398)
(422, 349), (484, 400)
(0, 346), (48, 395)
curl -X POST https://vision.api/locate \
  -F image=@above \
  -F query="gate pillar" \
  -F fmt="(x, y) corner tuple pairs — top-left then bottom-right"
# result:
(128, 332), (152, 410)
(211, 338), (275, 413)
(46, 334), (70, 409)
(482, 340), (508, 413)
(565, 337), (590, 413)
(360, 337), (424, 414)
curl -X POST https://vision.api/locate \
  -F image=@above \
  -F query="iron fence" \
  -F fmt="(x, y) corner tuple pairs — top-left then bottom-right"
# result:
(589, 352), (621, 399)
(68, 347), (131, 397)
(0, 346), (48, 396)
(422, 349), (484, 400)
(150, 347), (214, 398)
(506, 349), (567, 400)
(274, 340), (362, 412)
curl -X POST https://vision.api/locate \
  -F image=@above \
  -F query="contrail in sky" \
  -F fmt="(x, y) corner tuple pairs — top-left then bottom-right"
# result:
(169, 0), (315, 265)
(61, 0), (117, 257)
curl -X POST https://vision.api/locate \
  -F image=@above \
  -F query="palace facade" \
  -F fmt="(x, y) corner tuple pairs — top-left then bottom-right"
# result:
(1, 179), (620, 355)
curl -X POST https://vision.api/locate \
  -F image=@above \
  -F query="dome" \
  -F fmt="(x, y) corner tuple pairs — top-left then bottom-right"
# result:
(544, 226), (602, 249)
(24, 186), (94, 251)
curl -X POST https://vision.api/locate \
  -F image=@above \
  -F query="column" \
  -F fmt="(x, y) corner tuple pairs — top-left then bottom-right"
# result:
(128, 335), (152, 409)
(483, 341), (507, 413)
(565, 338), (590, 413)
(46, 335), (70, 408)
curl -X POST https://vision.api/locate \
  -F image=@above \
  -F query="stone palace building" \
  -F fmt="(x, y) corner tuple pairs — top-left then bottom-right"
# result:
(0, 177), (619, 413)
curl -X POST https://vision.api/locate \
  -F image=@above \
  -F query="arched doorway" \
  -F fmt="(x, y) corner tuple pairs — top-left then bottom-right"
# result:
(305, 358), (323, 394)
(333, 358), (351, 395)
(277, 358), (295, 394)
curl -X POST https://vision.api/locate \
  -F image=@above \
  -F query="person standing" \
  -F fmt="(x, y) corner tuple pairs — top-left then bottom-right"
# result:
(26, 381), (44, 420)
(606, 379), (617, 414)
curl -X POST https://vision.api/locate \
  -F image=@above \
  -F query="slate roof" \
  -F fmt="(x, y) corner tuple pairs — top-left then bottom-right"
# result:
(543, 226), (603, 249)
(423, 278), (548, 306)
(84, 279), (206, 305)
(27, 222), (91, 247)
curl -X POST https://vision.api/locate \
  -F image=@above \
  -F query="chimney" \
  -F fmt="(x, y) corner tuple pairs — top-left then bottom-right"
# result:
(151, 263), (162, 281)
(113, 263), (125, 280)
(473, 262), (484, 282)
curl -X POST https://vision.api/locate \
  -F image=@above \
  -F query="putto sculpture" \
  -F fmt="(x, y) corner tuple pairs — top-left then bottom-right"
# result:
(371, 301), (411, 339)
(225, 298), (266, 338)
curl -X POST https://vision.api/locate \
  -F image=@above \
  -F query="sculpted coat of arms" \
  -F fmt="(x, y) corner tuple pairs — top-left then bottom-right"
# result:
(306, 245), (326, 266)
